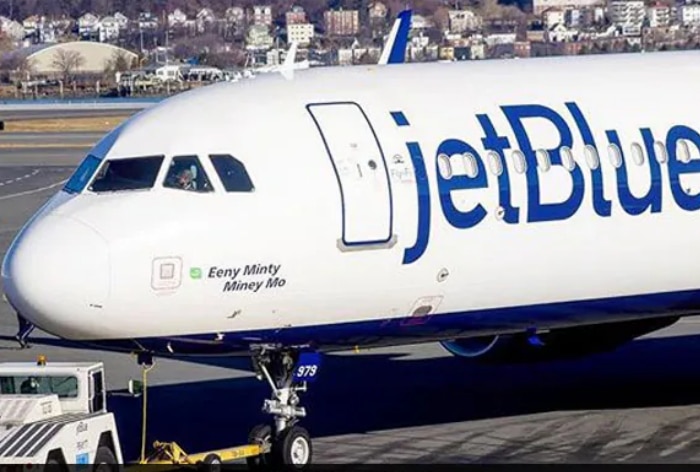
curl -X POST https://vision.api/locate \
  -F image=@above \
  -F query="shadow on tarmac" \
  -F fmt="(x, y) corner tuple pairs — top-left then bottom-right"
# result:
(109, 333), (700, 462)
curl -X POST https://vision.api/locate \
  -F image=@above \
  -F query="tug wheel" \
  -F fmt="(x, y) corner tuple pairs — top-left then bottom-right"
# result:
(246, 423), (273, 470)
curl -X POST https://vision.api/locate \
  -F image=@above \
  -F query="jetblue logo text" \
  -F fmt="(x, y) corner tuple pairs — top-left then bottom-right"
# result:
(393, 102), (700, 265)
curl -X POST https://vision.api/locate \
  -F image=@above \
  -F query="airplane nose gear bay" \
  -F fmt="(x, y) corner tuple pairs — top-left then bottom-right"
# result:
(246, 347), (320, 469)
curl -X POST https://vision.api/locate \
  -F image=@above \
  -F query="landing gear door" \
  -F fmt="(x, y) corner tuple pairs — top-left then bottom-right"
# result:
(307, 102), (396, 250)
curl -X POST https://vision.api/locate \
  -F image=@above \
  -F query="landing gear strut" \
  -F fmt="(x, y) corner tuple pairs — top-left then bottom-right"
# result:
(247, 348), (319, 469)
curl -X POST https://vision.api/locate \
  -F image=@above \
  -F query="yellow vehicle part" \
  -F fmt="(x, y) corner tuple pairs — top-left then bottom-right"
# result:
(128, 356), (268, 469)
(137, 441), (264, 465)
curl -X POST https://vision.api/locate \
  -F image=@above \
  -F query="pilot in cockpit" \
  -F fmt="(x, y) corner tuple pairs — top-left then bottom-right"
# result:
(176, 168), (196, 191)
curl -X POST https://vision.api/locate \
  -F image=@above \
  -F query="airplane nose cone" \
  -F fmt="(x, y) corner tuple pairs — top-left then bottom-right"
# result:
(2, 214), (110, 338)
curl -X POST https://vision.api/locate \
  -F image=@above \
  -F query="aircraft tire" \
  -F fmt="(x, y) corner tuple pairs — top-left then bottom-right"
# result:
(273, 425), (312, 469)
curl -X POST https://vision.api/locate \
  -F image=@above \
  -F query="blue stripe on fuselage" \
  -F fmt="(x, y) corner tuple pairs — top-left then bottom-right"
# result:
(84, 288), (700, 356)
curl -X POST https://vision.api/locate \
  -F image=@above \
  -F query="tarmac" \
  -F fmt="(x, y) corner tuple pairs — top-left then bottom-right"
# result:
(3, 125), (700, 463)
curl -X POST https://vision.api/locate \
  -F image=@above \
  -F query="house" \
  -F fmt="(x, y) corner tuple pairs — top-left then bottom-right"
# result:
(546, 23), (579, 41)
(543, 8), (565, 28)
(168, 9), (188, 27)
(448, 10), (482, 34)
(196, 8), (216, 33)
(138, 12), (158, 30)
(114, 12), (129, 30)
(78, 13), (99, 38)
(1, 17), (27, 44)
(98, 16), (120, 42)
(226, 7), (246, 25)
(369, 2), (388, 20)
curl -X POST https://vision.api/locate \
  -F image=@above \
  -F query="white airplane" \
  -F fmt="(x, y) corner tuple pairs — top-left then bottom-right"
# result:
(2, 9), (699, 467)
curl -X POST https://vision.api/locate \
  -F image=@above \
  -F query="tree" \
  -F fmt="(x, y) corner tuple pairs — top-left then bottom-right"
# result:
(51, 49), (85, 82)
(103, 49), (133, 83)
(431, 6), (451, 32)
(0, 31), (12, 54)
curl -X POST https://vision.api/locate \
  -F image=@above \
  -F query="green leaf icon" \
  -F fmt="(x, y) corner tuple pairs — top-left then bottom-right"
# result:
(190, 267), (202, 279)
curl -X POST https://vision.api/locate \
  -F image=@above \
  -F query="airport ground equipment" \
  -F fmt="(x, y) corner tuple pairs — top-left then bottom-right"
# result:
(0, 350), (298, 470)
(0, 357), (122, 468)
(130, 353), (293, 470)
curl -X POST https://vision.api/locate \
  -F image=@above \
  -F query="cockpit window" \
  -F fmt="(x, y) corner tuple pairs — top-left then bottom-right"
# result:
(63, 154), (102, 194)
(164, 156), (214, 192)
(209, 155), (255, 192)
(89, 156), (164, 193)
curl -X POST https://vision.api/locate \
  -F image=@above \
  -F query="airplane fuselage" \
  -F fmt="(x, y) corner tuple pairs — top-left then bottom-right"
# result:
(4, 51), (700, 356)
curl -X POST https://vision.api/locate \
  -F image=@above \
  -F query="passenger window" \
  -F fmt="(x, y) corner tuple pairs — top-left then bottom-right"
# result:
(655, 141), (668, 163)
(89, 156), (164, 192)
(462, 153), (478, 178)
(677, 140), (691, 163)
(164, 156), (213, 192)
(437, 154), (452, 179)
(561, 146), (575, 171)
(584, 145), (600, 170)
(486, 151), (503, 177)
(512, 150), (527, 174)
(536, 149), (551, 172)
(608, 144), (622, 168)
(209, 155), (255, 192)
(631, 142), (645, 166)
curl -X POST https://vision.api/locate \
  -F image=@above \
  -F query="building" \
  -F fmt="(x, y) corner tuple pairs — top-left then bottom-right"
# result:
(543, 8), (566, 28)
(226, 7), (245, 25)
(78, 13), (99, 38)
(369, 2), (388, 20)
(246, 24), (274, 49)
(448, 10), (482, 33)
(287, 23), (314, 45)
(565, 8), (582, 27)
(532, 0), (605, 15)
(678, 4), (700, 25)
(647, 3), (671, 27)
(98, 16), (120, 42)
(168, 9), (188, 26)
(0, 17), (25, 45)
(252, 5), (273, 26)
(608, 0), (645, 35)
(324, 9), (359, 36)
(286, 6), (307, 25)
(3, 41), (138, 79)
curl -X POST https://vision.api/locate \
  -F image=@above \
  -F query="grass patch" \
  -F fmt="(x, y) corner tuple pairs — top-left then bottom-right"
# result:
(4, 115), (131, 133)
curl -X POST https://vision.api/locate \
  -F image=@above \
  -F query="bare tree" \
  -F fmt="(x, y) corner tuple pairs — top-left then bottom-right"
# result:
(103, 50), (134, 84)
(51, 49), (85, 83)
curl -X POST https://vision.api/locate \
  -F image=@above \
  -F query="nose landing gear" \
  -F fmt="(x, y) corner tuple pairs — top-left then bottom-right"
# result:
(247, 347), (321, 470)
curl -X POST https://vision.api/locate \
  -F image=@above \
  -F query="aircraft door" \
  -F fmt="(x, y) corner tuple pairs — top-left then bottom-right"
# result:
(307, 102), (396, 250)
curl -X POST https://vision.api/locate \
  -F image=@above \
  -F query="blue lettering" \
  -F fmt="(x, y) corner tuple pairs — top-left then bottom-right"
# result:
(502, 104), (584, 223)
(606, 129), (662, 215)
(397, 102), (700, 266)
(403, 142), (431, 264)
(566, 102), (612, 217)
(436, 139), (488, 229)
(667, 125), (700, 211)
(477, 114), (519, 224)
